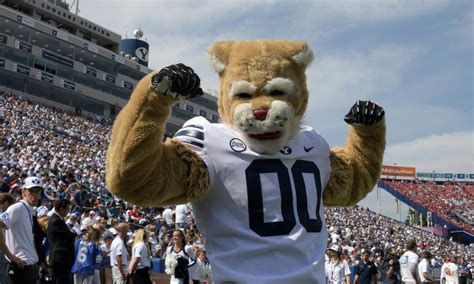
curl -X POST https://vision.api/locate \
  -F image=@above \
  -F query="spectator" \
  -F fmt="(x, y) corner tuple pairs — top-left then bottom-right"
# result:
(400, 239), (420, 284)
(71, 227), (101, 284)
(0, 193), (16, 283)
(440, 255), (459, 284)
(417, 251), (434, 283)
(325, 244), (350, 284)
(457, 257), (471, 284)
(353, 250), (377, 284)
(0, 176), (43, 284)
(99, 233), (113, 284)
(162, 206), (175, 228)
(47, 198), (76, 284)
(128, 228), (152, 284)
(190, 248), (211, 284)
(110, 222), (129, 284)
(175, 204), (190, 229)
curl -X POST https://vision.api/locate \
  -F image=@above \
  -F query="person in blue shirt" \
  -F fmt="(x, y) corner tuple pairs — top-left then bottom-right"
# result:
(71, 227), (101, 284)
(354, 250), (378, 284)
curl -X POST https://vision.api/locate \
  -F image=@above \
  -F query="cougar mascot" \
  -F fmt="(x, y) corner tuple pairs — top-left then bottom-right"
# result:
(106, 40), (386, 283)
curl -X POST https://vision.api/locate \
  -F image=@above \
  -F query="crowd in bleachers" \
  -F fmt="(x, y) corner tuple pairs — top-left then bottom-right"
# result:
(385, 180), (474, 234)
(1, 91), (473, 283)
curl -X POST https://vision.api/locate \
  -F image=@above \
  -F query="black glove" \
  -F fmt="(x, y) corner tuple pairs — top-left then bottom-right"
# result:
(151, 63), (203, 99)
(344, 100), (385, 126)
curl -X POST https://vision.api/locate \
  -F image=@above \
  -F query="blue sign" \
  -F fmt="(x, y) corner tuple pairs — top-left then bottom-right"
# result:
(41, 72), (54, 83)
(123, 80), (133, 90)
(19, 42), (32, 53)
(42, 50), (73, 68)
(445, 173), (453, 179)
(0, 58), (4, 69)
(0, 34), (6, 45)
(470, 174), (474, 179)
(15, 64), (30, 76)
(457, 174), (465, 179)
(121, 39), (149, 67)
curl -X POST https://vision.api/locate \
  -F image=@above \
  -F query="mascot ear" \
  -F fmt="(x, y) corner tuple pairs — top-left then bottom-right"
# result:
(208, 41), (234, 74)
(291, 43), (314, 67)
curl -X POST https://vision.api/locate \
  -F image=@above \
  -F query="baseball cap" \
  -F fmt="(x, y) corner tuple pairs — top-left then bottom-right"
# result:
(23, 176), (44, 190)
(80, 225), (87, 231)
(330, 244), (342, 253)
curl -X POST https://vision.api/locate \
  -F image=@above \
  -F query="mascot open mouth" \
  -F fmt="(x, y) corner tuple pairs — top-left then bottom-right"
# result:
(247, 131), (282, 140)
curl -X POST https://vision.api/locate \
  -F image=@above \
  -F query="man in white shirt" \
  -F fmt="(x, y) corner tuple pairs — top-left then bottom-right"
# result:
(110, 222), (130, 284)
(399, 239), (420, 284)
(440, 256), (459, 284)
(0, 177), (43, 284)
(162, 206), (175, 227)
(417, 251), (434, 283)
(175, 204), (190, 229)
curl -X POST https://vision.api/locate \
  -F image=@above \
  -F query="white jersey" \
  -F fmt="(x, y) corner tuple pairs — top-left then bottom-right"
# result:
(162, 208), (174, 226)
(440, 262), (459, 284)
(417, 258), (431, 282)
(325, 259), (350, 283)
(400, 250), (419, 283)
(175, 204), (189, 224)
(175, 116), (331, 283)
(0, 201), (38, 265)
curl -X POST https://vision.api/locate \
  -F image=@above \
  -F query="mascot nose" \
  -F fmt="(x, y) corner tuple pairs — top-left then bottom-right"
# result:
(253, 109), (268, 121)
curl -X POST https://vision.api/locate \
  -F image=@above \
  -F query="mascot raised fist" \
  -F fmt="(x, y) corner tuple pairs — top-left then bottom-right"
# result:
(106, 40), (386, 282)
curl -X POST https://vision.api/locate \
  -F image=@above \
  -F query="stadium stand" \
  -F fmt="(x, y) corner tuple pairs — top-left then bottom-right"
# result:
(382, 180), (474, 235)
(1, 91), (473, 283)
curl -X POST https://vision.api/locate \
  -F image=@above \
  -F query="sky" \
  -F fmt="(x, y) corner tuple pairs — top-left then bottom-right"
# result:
(72, 0), (472, 220)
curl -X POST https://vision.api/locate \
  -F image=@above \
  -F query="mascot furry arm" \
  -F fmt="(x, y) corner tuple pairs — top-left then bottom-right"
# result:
(106, 40), (385, 207)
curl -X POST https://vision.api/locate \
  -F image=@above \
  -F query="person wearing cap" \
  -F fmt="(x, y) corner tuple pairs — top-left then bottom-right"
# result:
(0, 176), (43, 283)
(354, 250), (378, 284)
(0, 193), (16, 284)
(417, 251), (434, 283)
(400, 239), (420, 284)
(47, 198), (76, 284)
(325, 244), (350, 284)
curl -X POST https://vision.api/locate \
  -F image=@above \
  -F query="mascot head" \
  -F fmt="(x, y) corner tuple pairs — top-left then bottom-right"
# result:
(208, 40), (314, 154)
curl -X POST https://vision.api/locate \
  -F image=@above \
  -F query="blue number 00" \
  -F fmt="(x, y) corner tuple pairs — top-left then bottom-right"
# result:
(245, 159), (323, 237)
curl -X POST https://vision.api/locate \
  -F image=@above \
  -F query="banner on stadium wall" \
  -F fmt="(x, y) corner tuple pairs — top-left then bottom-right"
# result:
(417, 172), (474, 182)
(14, 40), (32, 53)
(82, 65), (97, 77)
(381, 165), (416, 178)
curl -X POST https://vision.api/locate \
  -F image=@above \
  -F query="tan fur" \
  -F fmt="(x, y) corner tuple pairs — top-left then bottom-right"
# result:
(323, 119), (386, 206)
(209, 40), (310, 123)
(106, 39), (385, 209)
(106, 72), (210, 206)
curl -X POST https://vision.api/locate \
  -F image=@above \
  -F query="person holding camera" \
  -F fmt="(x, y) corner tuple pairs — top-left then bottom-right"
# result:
(382, 246), (401, 283)
(165, 230), (195, 284)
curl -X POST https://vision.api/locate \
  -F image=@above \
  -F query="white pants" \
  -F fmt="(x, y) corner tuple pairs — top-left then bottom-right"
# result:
(112, 265), (127, 284)
(74, 273), (94, 284)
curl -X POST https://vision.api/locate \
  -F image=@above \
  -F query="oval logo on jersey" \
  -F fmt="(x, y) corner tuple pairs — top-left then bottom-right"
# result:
(135, 47), (149, 62)
(279, 146), (292, 155)
(230, 138), (246, 152)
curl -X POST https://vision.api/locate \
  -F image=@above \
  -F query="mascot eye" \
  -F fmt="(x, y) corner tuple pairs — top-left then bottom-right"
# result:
(235, 93), (252, 99)
(269, 90), (286, 96)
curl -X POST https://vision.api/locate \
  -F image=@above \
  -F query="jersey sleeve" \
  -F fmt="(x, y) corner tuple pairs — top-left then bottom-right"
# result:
(173, 116), (217, 185)
(0, 203), (20, 229)
(132, 243), (142, 258)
